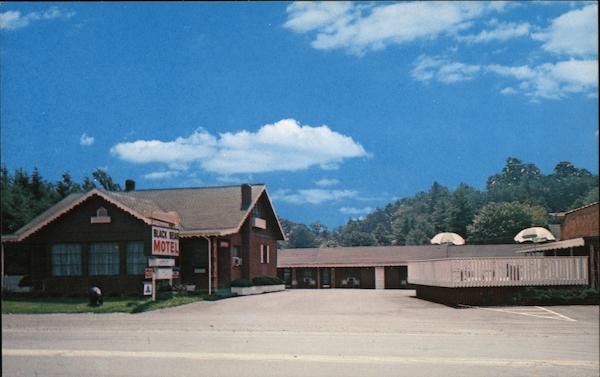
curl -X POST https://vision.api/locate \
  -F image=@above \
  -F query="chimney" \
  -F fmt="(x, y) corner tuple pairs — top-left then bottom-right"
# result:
(125, 179), (136, 192)
(241, 184), (252, 210)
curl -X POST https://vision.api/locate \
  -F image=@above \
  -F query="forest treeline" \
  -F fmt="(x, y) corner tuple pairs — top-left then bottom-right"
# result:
(281, 158), (598, 248)
(1, 158), (598, 247)
(1, 166), (121, 234)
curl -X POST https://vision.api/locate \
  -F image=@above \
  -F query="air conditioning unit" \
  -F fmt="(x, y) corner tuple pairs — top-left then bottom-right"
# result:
(232, 257), (242, 267)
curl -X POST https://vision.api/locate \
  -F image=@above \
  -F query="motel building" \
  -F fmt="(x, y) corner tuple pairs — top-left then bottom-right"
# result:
(277, 244), (527, 289)
(1, 183), (285, 296)
(277, 202), (599, 306)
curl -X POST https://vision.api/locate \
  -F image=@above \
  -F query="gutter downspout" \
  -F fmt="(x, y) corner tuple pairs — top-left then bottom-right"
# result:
(201, 235), (212, 295)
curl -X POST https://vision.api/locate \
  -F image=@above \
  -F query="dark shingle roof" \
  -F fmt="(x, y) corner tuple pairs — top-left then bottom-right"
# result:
(277, 244), (528, 268)
(5, 184), (284, 241)
(117, 185), (266, 232)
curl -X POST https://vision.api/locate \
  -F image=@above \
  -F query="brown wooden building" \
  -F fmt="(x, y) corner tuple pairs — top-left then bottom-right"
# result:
(1, 184), (285, 295)
(277, 244), (527, 289)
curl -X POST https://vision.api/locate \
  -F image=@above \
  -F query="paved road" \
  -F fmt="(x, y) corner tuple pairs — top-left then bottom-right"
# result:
(3, 289), (599, 377)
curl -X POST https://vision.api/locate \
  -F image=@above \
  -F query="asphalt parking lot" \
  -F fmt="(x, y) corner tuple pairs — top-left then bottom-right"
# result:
(3, 289), (599, 377)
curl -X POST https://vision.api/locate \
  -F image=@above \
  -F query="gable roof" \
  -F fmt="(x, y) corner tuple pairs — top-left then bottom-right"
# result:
(3, 184), (285, 242)
(277, 244), (529, 268)
(120, 184), (284, 238)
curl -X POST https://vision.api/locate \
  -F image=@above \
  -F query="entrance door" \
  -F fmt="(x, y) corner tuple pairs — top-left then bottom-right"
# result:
(217, 242), (230, 289)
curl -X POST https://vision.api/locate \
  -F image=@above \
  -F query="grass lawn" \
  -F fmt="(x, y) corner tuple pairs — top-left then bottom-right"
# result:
(1, 295), (204, 314)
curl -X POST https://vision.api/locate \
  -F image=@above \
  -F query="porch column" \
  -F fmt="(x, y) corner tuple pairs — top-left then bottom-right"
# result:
(213, 238), (218, 292)
(375, 266), (385, 289)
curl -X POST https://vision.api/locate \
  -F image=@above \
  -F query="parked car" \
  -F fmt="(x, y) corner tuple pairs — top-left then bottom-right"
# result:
(341, 277), (360, 288)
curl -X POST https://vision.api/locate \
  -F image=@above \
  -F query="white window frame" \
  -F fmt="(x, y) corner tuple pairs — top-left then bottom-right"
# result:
(266, 244), (270, 264)
(260, 244), (265, 264)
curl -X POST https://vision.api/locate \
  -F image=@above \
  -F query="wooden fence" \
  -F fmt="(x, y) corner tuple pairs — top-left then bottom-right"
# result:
(407, 256), (588, 288)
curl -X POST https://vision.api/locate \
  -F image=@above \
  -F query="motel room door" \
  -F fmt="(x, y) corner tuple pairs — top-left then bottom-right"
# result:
(319, 268), (331, 288)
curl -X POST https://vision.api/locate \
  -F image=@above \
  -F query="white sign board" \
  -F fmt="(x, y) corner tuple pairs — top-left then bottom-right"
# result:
(155, 268), (173, 280)
(143, 282), (153, 296)
(152, 226), (179, 257)
(148, 258), (175, 267)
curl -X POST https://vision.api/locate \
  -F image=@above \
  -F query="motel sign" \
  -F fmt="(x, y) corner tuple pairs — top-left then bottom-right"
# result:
(151, 226), (179, 257)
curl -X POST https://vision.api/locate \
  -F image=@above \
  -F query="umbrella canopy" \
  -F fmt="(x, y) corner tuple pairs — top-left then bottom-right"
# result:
(514, 227), (556, 243)
(430, 232), (465, 245)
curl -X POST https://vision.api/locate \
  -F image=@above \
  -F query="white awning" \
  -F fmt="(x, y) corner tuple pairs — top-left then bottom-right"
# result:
(515, 238), (585, 253)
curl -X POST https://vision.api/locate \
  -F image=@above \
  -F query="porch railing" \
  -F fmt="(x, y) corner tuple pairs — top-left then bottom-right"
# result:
(407, 256), (588, 288)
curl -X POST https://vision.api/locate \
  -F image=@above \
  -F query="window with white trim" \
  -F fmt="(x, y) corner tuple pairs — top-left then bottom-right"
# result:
(266, 244), (270, 264)
(89, 242), (120, 276)
(260, 244), (265, 264)
(51, 244), (82, 276)
(126, 241), (146, 275)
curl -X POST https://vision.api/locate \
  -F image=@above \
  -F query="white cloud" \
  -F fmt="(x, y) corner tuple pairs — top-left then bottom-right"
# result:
(412, 55), (598, 100)
(412, 56), (481, 84)
(284, 2), (505, 55)
(314, 178), (339, 187)
(283, 2), (354, 33)
(499, 87), (517, 95)
(143, 171), (181, 180)
(490, 59), (598, 100)
(532, 4), (598, 56)
(272, 188), (357, 205)
(79, 133), (95, 146)
(216, 176), (245, 184)
(110, 129), (217, 170)
(0, 7), (75, 30)
(339, 206), (374, 215)
(111, 119), (367, 175)
(458, 21), (530, 43)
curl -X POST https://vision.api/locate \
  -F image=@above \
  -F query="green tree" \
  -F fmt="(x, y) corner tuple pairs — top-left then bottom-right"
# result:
(486, 157), (546, 206)
(92, 169), (121, 191)
(405, 216), (435, 245)
(56, 172), (82, 198)
(467, 202), (548, 244)
(569, 186), (599, 210)
(544, 162), (596, 212)
(446, 184), (481, 237)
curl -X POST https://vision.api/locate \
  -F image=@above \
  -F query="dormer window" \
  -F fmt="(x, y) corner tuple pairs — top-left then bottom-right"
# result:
(252, 205), (263, 219)
(252, 204), (267, 229)
(91, 206), (111, 224)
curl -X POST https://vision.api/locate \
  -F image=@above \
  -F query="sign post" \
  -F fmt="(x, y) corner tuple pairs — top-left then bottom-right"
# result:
(152, 270), (156, 301)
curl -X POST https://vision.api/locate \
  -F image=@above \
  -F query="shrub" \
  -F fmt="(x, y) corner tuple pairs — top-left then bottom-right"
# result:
(230, 278), (252, 287)
(511, 286), (599, 305)
(252, 276), (284, 286)
(205, 292), (238, 301)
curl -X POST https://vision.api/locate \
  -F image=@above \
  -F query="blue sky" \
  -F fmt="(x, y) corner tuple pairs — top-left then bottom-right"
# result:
(1, 2), (598, 227)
